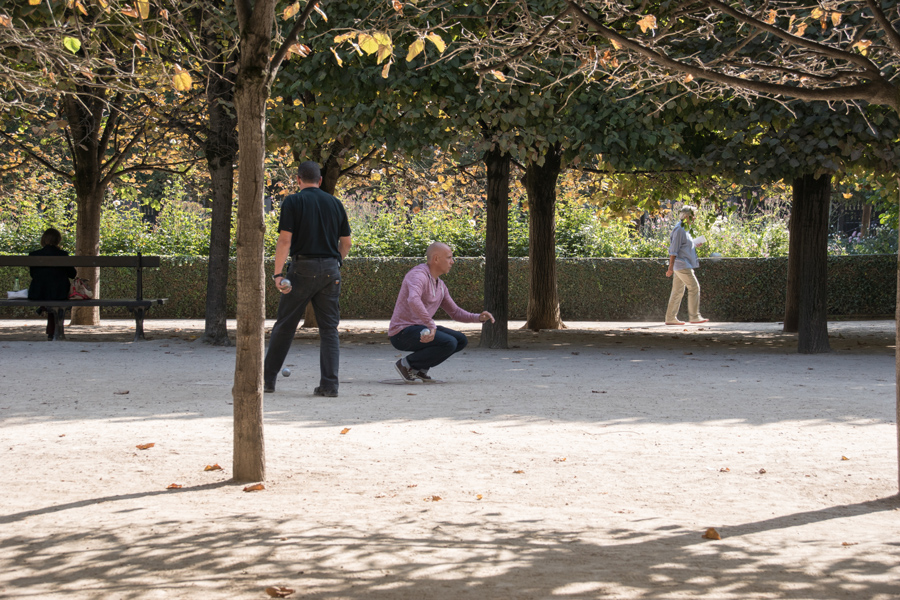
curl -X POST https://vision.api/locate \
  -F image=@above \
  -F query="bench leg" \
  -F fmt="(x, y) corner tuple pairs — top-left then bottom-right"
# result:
(53, 308), (67, 341)
(132, 306), (146, 342)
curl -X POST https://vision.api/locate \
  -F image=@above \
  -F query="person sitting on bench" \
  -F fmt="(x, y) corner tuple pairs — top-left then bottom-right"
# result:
(28, 228), (76, 340)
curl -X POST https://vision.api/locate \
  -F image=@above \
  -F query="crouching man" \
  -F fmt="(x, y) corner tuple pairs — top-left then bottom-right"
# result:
(389, 242), (494, 383)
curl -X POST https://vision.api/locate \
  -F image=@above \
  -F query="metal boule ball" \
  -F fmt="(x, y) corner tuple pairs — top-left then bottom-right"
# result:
(282, 368), (291, 377)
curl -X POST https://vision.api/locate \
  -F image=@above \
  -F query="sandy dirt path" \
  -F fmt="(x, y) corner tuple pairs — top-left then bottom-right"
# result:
(0, 318), (898, 599)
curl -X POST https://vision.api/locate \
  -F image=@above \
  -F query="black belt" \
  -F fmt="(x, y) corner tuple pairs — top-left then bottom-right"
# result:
(292, 255), (335, 261)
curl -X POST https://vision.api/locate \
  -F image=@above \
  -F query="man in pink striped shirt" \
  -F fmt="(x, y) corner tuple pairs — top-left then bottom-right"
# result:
(389, 242), (494, 383)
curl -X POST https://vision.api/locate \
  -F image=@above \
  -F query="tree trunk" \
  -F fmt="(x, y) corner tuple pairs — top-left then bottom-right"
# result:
(202, 62), (238, 347)
(895, 181), (900, 493)
(65, 94), (107, 326)
(481, 144), (510, 348)
(783, 197), (801, 333)
(862, 203), (873, 237)
(523, 144), (565, 331)
(232, 3), (278, 483)
(793, 173), (831, 354)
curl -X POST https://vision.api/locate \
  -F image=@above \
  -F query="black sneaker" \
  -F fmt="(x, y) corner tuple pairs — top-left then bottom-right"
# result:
(314, 386), (338, 397)
(264, 382), (275, 393)
(415, 369), (433, 382)
(395, 359), (421, 383)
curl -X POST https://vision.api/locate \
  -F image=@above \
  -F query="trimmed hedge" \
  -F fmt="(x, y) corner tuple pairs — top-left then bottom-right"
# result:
(0, 255), (895, 321)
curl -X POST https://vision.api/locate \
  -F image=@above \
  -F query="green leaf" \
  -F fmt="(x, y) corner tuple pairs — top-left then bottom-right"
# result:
(63, 37), (81, 54)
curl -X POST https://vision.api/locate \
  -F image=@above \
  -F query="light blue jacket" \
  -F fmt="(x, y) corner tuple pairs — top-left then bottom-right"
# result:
(669, 221), (699, 271)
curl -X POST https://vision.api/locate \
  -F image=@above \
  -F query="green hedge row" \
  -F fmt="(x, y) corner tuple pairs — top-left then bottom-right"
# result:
(0, 255), (895, 321)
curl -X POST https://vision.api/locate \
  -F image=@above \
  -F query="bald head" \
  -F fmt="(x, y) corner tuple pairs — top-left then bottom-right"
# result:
(426, 242), (451, 262)
(426, 242), (454, 277)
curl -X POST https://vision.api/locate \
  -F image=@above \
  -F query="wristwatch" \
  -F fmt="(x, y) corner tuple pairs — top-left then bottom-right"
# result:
(272, 273), (283, 280)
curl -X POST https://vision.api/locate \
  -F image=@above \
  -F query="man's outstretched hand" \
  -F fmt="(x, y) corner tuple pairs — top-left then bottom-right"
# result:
(479, 311), (495, 323)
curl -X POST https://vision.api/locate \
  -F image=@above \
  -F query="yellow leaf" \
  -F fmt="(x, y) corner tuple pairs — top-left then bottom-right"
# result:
(314, 4), (327, 21)
(513, 469), (524, 474)
(376, 44), (392, 64)
(243, 483), (265, 492)
(204, 464), (223, 471)
(136, 443), (155, 450)
(0, 15), (10, 27)
(841, 455), (850, 460)
(122, 6), (139, 18)
(392, 0), (403, 11)
(843, 192), (852, 199)
(330, 47), (343, 66)
(334, 32), (356, 44)
(637, 15), (657, 33)
(831, 12), (841, 26)
(684, 73), (694, 83)
(29, 0), (40, 4)
(74, 1), (88, 15)
(358, 33), (378, 54)
(340, 427), (351, 434)
(136, 0), (149, 19)
(381, 60), (391, 78)
(853, 39), (872, 54)
(373, 32), (392, 46)
(794, 23), (807, 36)
(283, 2), (300, 20)
(406, 38), (425, 62)
(611, 39), (621, 50)
(426, 32), (446, 53)
(288, 43), (310, 57)
(764, 10), (776, 25)
(702, 527), (721, 540)
(490, 70), (506, 82)
(476, 494), (483, 500)
(172, 65), (192, 92)
(811, 8), (824, 19)
(166, 483), (182, 489)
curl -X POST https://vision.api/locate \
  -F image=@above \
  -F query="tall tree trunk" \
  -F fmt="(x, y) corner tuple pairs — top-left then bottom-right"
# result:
(523, 144), (564, 331)
(66, 94), (107, 326)
(895, 180), (900, 493)
(202, 62), (238, 347)
(793, 173), (831, 354)
(232, 3), (277, 483)
(481, 144), (510, 348)
(861, 203), (873, 237)
(783, 196), (801, 333)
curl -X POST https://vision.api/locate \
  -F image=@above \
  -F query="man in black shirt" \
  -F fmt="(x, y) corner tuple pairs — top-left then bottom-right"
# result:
(264, 161), (352, 396)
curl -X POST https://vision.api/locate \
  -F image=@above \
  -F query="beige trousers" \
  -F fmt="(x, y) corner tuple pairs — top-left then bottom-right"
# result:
(666, 268), (701, 323)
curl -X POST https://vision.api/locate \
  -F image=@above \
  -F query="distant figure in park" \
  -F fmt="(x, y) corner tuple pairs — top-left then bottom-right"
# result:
(29, 227), (76, 340)
(389, 242), (495, 383)
(665, 206), (709, 325)
(263, 161), (352, 396)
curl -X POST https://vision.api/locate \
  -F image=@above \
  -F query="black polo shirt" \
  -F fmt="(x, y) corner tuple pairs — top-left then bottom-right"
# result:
(278, 187), (351, 260)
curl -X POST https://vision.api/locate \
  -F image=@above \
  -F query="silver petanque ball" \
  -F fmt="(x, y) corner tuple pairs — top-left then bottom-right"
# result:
(282, 368), (291, 377)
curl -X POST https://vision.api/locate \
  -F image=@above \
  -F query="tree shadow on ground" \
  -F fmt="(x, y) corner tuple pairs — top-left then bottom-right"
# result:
(1, 487), (897, 599)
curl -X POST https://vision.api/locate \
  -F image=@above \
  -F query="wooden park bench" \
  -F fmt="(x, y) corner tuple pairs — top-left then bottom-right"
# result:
(0, 254), (167, 341)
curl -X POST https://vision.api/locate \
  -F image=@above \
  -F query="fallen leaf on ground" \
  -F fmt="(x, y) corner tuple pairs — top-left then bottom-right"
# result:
(243, 483), (265, 492)
(340, 428), (350, 435)
(166, 483), (182, 489)
(513, 470), (524, 474)
(702, 528), (721, 540)
(759, 468), (767, 474)
(408, 484), (417, 488)
(136, 443), (155, 450)
(719, 467), (730, 472)
(554, 457), (567, 462)
(407, 393), (417, 396)
(114, 390), (130, 395)
(842, 542), (858, 547)
(59, 434), (65, 437)
(265, 586), (295, 598)
(842, 456), (850, 461)
(204, 464), (222, 471)
(476, 494), (483, 500)
(424, 495), (442, 501)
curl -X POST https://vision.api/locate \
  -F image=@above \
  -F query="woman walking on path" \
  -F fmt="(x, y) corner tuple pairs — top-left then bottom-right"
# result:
(665, 206), (709, 325)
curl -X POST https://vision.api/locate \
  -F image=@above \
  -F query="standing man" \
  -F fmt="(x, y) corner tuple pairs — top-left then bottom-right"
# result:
(389, 242), (494, 383)
(665, 205), (709, 325)
(264, 161), (352, 396)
